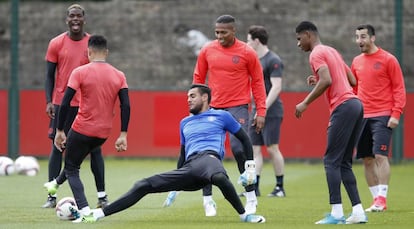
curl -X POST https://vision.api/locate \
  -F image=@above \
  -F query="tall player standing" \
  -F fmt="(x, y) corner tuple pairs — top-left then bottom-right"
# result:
(42, 4), (109, 208)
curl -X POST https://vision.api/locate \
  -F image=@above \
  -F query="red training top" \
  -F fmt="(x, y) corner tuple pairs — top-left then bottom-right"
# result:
(45, 32), (90, 106)
(351, 48), (406, 119)
(193, 39), (267, 117)
(309, 44), (357, 114)
(68, 62), (128, 138)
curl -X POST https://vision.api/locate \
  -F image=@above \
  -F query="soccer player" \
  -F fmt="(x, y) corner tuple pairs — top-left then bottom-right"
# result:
(351, 24), (406, 212)
(295, 21), (367, 224)
(191, 14), (266, 216)
(246, 25), (286, 197)
(42, 4), (109, 208)
(78, 84), (265, 223)
(44, 34), (130, 222)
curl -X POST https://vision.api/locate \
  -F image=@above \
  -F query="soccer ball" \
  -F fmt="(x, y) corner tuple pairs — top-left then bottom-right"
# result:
(14, 156), (40, 176)
(56, 197), (78, 220)
(0, 156), (16, 176)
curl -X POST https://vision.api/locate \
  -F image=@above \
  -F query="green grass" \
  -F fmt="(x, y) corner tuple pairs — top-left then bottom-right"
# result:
(0, 158), (413, 229)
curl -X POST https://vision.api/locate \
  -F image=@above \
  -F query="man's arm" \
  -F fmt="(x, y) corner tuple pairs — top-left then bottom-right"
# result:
(115, 88), (130, 152)
(45, 61), (57, 118)
(266, 77), (282, 109)
(295, 66), (331, 118)
(118, 88), (130, 132)
(176, 145), (186, 169)
(54, 87), (76, 151)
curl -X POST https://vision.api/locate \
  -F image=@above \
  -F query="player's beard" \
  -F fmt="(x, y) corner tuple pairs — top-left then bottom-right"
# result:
(189, 103), (202, 115)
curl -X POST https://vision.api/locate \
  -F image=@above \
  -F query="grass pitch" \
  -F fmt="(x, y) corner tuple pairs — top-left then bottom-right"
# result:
(0, 158), (413, 229)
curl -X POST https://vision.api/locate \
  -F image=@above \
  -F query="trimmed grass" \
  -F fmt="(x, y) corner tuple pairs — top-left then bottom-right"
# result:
(0, 158), (413, 229)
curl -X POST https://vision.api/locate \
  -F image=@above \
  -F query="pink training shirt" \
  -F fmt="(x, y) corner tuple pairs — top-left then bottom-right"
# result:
(309, 44), (357, 114)
(68, 62), (128, 139)
(45, 32), (90, 106)
(193, 39), (267, 117)
(351, 48), (406, 119)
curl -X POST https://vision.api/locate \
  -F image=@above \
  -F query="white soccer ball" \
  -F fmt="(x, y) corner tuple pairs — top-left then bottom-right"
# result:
(56, 197), (78, 220)
(14, 156), (40, 176)
(0, 156), (16, 176)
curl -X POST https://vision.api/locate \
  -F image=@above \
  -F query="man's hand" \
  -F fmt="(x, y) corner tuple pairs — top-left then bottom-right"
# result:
(115, 132), (127, 152)
(252, 115), (265, 133)
(388, 117), (399, 129)
(238, 160), (257, 186)
(295, 101), (308, 118)
(46, 102), (55, 119)
(54, 130), (66, 152)
(307, 75), (317, 86)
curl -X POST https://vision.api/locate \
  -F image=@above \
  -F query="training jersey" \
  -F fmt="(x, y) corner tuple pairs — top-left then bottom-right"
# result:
(45, 32), (90, 106)
(180, 109), (241, 161)
(68, 62), (128, 138)
(309, 44), (357, 114)
(193, 39), (267, 117)
(351, 48), (406, 119)
(255, 50), (284, 118)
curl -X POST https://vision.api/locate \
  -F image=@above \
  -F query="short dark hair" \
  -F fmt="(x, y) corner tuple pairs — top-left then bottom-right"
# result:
(248, 25), (268, 45)
(356, 24), (376, 36)
(67, 4), (85, 16)
(295, 21), (318, 34)
(88, 35), (107, 50)
(190, 84), (211, 104)
(216, 15), (235, 24)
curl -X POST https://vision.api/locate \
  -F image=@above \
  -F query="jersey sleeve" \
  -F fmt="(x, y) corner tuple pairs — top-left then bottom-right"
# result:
(192, 45), (209, 84)
(45, 37), (60, 63)
(222, 111), (241, 134)
(247, 49), (267, 117)
(67, 67), (82, 91)
(387, 55), (406, 119)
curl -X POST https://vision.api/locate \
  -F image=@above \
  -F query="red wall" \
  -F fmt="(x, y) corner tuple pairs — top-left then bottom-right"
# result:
(0, 90), (413, 159)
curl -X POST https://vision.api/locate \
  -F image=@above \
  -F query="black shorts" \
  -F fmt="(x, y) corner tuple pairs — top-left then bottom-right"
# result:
(356, 116), (392, 159)
(145, 152), (227, 192)
(248, 115), (282, 146)
(48, 105), (78, 139)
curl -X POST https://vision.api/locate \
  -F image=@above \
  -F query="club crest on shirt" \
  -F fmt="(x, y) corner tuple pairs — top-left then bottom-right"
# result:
(373, 62), (382, 70)
(232, 56), (240, 64)
(208, 116), (216, 122)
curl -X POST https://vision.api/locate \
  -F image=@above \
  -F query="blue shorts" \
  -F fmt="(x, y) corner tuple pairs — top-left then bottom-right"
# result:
(248, 115), (282, 146)
(356, 116), (392, 159)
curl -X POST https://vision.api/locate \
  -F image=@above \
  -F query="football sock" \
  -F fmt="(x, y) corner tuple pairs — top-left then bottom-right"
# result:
(377, 184), (388, 198)
(97, 191), (107, 198)
(352, 203), (364, 215)
(80, 206), (91, 216)
(276, 175), (284, 187)
(203, 195), (213, 204)
(369, 185), (379, 199)
(245, 190), (257, 201)
(331, 204), (344, 219)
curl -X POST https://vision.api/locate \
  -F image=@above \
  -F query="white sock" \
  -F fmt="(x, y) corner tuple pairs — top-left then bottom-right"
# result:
(239, 213), (248, 220)
(80, 206), (91, 216)
(352, 203), (364, 215)
(369, 185), (379, 199)
(203, 195), (213, 204)
(93, 208), (105, 219)
(377, 184), (388, 198)
(245, 190), (257, 202)
(97, 191), (107, 198)
(331, 204), (344, 219)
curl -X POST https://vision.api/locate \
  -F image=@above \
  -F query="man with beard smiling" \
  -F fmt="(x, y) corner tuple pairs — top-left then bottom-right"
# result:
(42, 4), (108, 209)
(81, 84), (265, 224)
